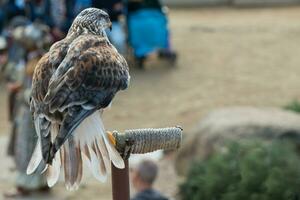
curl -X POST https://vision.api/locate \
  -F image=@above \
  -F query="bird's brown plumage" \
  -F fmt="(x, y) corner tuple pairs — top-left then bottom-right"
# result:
(27, 8), (129, 190)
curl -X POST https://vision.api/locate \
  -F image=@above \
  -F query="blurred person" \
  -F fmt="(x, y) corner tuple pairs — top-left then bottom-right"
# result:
(92, 0), (126, 54)
(0, 36), (8, 74)
(24, 0), (52, 26)
(4, 23), (50, 198)
(3, 23), (27, 157)
(21, 0), (74, 40)
(0, 0), (26, 33)
(73, 0), (92, 15)
(4, 16), (29, 62)
(49, 0), (75, 40)
(0, 0), (7, 33)
(126, 0), (177, 68)
(131, 160), (169, 200)
(3, 17), (30, 127)
(127, 0), (162, 11)
(3, 0), (26, 20)
(1, 0), (70, 40)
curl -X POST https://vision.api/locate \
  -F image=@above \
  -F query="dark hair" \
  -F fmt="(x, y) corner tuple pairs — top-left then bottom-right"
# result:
(136, 160), (158, 185)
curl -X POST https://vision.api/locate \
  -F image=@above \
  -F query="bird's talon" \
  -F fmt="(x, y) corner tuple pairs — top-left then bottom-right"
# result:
(107, 131), (116, 146)
(122, 139), (134, 160)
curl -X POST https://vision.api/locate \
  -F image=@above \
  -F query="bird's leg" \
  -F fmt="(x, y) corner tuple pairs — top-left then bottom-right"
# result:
(107, 131), (116, 146)
(122, 138), (134, 160)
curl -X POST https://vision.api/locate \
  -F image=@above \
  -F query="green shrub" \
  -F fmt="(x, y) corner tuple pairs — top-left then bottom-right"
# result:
(179, 141), (300, 200)
(284, 100), (300, 113)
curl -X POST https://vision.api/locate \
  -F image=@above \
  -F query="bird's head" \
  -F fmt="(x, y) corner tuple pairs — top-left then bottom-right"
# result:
(68, 8), (112, 37)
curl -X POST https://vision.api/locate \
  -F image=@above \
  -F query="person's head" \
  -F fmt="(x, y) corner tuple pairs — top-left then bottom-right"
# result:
(68, 8), (112, 37)
(131, 160), (159, 192)
(0, 36), (8, 66)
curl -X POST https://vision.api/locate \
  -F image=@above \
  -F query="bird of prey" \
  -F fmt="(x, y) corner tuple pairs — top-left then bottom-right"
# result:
(26, 8), (130, 190)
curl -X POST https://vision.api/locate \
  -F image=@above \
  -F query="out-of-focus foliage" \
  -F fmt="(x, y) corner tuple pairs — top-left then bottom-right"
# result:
(284, 100), (300, 114)
(179, 141), (300, 200)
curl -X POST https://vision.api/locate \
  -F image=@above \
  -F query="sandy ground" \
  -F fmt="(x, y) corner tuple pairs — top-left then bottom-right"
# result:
(1, 6), (300, 200)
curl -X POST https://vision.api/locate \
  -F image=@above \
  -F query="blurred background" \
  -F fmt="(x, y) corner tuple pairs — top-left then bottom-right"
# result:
(1, 0), (300, 199)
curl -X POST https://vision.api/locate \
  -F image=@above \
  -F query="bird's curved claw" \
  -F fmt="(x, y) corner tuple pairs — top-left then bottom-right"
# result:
(107, 131), (133, 160)
(122, 139), (134, 160)
(107, 131), (116, 146)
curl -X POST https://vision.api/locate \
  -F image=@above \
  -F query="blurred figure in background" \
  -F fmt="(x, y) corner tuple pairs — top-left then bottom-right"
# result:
(24, 0), (52, 27)
(92, 0), (126, 54)
(0, 0), (7, 34)
(0, 36), (8, 77)
(4, 23), (51, 198)
(126, 0), (177, 68)
(49, 0), (75, 40)
(0, 0), (26, 33)
(0, 0), (74, 40)
(131, 160), (169, 200)
(73, 0), (92, 15)
(3, 17), (29, 158)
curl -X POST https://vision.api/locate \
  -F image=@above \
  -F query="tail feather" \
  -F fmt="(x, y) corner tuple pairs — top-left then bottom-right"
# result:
(45, 123), (61, 187)
(63, 142), (71, 190)
(33, 114), (52, 164)
(75, 146), (83, 187)
(93, 112), (124, 169)
(47, 150), (61, 187)
(94, 144), (107, 178)
(27, 114), (45, 175)
(89, 116), (110, 173)
(26, 138), (44, 174)
(95, 139), (110, 172)
(103, 137), (125, 169)
(63, 137), (82, 190)
(33, 113), (41, 137)
(83, 144), (91, 160)
(88, 145), (107, 182)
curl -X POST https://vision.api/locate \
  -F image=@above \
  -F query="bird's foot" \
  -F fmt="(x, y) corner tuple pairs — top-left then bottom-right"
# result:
(107, 131), (134, 160)
(107, 131), (116, 146)
(122, 138), (134, 160)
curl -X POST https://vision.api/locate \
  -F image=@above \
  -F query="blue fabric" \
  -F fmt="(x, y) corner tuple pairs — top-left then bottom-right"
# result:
(128, 9), (169, 57)
(74, 0), (92, 15)
(106, 22), (126, 55)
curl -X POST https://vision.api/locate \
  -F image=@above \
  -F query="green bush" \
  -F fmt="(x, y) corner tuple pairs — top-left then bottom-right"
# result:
(179, 141), (300, 200)
(284, 100), (300, 113)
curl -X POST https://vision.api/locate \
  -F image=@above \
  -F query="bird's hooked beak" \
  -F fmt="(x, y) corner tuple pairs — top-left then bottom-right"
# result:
(109, 22), (112, 31)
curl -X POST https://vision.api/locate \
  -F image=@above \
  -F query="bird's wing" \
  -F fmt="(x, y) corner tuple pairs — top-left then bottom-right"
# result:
(43, 35), (129, 157)
(27, 53), (55, 174)
(28, 39), (69, 172)
(31, 38), (70, 110)
(31, 53), (53, 103)
(44, 35), (129, 110)
(48, 39), (70, 68)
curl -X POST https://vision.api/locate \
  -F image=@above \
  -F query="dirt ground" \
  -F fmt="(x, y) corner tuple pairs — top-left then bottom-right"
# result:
(1, 6), (300, 200)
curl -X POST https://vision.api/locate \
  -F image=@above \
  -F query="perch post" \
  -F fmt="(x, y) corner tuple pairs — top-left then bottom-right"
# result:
(111, 126), (183, 200)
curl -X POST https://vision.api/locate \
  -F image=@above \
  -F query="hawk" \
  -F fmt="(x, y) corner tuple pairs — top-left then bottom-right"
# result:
(26, 8), (130, 190)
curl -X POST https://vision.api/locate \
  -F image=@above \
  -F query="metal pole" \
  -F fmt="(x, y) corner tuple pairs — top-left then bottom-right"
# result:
(111, 159), (130, 200)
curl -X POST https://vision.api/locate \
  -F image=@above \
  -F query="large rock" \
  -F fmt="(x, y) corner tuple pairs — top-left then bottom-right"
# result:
(175, 107), (300, 175)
